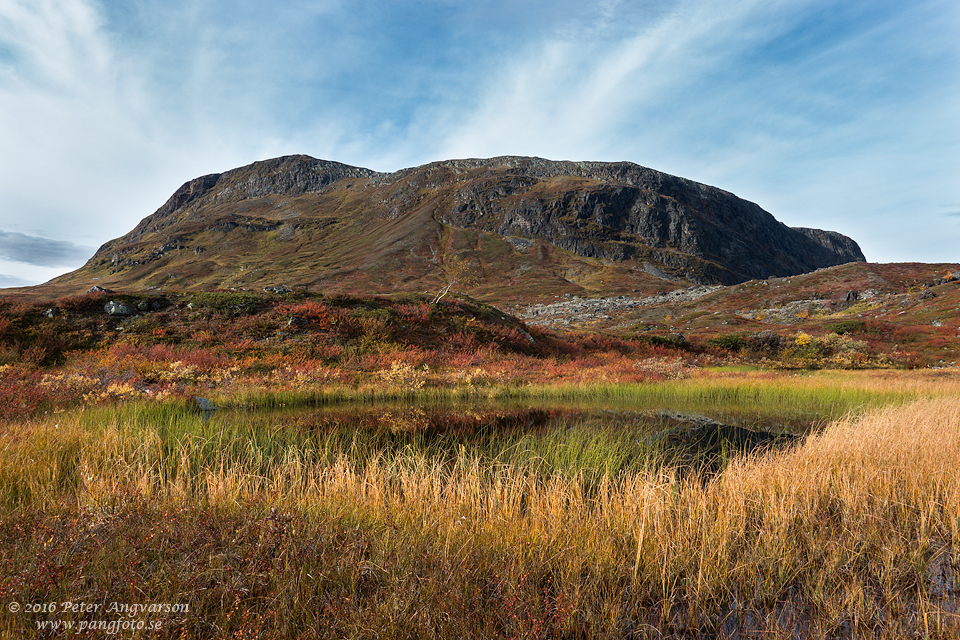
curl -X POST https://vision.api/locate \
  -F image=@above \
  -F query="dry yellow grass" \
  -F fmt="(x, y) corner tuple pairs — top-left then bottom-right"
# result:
(2, 382), (959, 637)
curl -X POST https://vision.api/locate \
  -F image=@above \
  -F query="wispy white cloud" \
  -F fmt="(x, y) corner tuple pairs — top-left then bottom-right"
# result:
(0, 0), (957, 285)
(0, 258), (77, 287)
(427, 0), (960, 262)
(0, 2), (177, 234)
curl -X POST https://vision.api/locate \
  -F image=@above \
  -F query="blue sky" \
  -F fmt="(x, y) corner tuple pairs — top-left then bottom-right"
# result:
(1, 0), (957, 286)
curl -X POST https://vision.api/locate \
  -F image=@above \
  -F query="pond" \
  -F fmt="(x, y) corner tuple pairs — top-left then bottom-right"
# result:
(195, 391), (826, 478)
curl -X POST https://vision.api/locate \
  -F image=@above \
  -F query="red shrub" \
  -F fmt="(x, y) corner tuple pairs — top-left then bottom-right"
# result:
(284, 301), (333, 330)
(396, 303), (432, 325)
(55, 291), (107, 311)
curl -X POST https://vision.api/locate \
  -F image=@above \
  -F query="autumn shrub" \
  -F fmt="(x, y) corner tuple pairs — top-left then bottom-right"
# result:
(54, 290), (107, 311)
(395, 302), (432, 325)
(332, 311), (368, 340)
(484, 324), (539, 355)
(825, 318), (867, 335)
(780, 331), (876, 369)
(283, 300), (333, 330)
(0, 364), (93, 419)
(747, 330), (784, 355)
(0, 345), (18, 366)
(633, 356), (691, 380)
(378, 361), (429, 390)
(636, 333), (689, 351)
(388, 345), (432, 368)
(705, 333), (748, 352)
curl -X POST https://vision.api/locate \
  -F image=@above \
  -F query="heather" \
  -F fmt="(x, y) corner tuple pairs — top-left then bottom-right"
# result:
(0, 289), (940, 422)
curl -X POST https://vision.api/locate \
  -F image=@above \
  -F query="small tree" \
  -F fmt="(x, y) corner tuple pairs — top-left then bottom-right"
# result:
(433, 255), (477, 304)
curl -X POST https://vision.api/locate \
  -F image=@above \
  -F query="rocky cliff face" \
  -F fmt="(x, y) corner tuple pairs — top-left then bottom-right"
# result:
(66, 155), (864, 296)
(408, 157), (865, 282)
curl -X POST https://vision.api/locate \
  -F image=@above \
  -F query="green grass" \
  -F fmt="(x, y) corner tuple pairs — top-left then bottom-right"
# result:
(211, 374), (912, 426)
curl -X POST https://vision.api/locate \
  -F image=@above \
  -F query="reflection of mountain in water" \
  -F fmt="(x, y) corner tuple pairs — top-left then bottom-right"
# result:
(649, 411), (801, 470)
(206, 401), (804, 475)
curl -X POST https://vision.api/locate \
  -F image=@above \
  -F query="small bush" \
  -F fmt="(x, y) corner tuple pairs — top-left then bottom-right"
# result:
(55, 291), (107, 311)
(747, 331), (784, 354)
(396, 302), (432, 325)
(186, 291), (264, 314)
(706, 334), (748, 351)
(284, 300), (333, 330)
(636, 334), (688, 350)
(826, 319), (867, 335)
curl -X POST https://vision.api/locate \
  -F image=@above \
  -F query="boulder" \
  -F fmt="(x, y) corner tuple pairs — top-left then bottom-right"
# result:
(264, 285), (293, 294)
(104, 301), (132, 316)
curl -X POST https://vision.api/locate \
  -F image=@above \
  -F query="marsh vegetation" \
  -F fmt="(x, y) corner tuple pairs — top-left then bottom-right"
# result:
(1, 291), (959, 637)
(2, 370), (959, 638)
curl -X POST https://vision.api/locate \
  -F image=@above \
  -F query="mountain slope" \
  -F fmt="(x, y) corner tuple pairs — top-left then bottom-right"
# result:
(50, 155), (864, 301)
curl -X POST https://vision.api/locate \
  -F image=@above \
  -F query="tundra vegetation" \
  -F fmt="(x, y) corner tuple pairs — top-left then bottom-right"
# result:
(1, 289), (958, 638)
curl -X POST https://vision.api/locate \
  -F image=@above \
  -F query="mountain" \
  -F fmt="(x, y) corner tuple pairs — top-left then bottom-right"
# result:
(50, 155), (864, 301)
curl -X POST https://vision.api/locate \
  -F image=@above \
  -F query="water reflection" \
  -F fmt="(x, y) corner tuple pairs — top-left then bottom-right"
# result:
(229, 395), (822, 438)
(205, 397), (815, 476)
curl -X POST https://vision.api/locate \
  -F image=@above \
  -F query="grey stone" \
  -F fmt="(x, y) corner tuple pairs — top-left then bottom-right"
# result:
(643, 262), (679, 282)
(104, 301), (132, 316)
(264, 285), (293, 294)
(506, 237), (534, 251)
(518, 285), (723, 328)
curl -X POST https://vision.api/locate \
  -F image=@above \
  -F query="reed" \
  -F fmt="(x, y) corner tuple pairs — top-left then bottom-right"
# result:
(2, 388), (958, 637)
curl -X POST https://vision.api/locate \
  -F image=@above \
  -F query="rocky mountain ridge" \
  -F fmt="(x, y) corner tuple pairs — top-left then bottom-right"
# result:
(54, 154), (864, 298)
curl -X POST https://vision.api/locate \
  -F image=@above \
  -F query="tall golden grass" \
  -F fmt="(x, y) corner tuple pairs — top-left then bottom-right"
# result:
(1, 389), (959, 637)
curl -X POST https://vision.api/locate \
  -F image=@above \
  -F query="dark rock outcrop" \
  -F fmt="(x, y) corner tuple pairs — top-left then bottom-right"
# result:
(793, 228), (866, 270)
(415, 158), (865, 283)
(117, 156), (381, 245)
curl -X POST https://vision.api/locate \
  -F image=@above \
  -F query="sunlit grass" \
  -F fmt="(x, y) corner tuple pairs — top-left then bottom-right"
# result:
(2, 371), (959, 637)
(207, 369), (925, 434)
